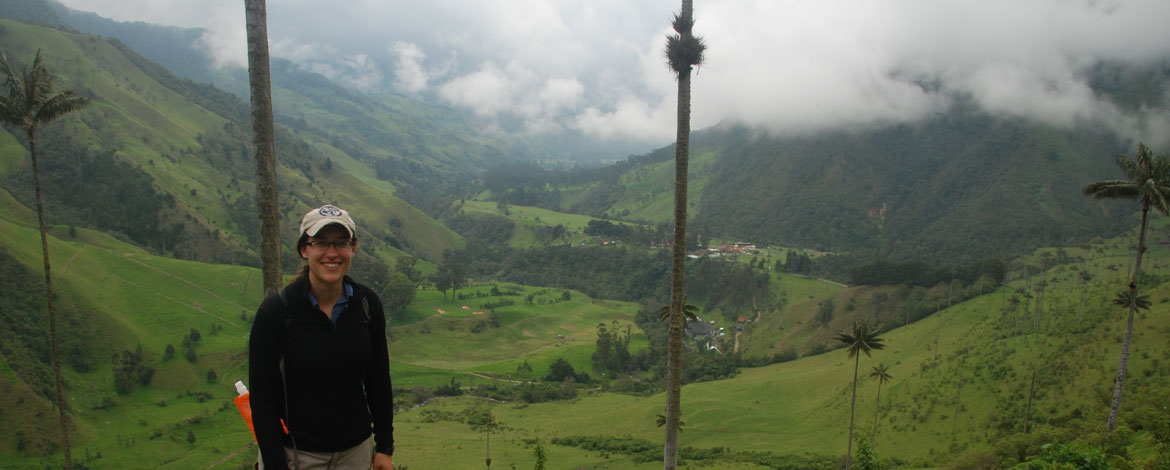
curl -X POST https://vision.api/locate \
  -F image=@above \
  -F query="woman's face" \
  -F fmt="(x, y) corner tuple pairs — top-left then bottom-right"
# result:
(299, 224), (357, 288)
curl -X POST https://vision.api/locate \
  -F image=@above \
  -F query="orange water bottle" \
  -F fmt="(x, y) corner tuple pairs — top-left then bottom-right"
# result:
(234, 381), (257, 441)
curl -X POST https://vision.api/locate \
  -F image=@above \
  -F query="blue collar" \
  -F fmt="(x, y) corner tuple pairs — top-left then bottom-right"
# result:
(308, 282), (353, 325)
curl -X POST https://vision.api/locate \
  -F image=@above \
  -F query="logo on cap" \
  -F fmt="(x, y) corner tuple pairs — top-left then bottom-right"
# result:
(319, 206), (343, 217)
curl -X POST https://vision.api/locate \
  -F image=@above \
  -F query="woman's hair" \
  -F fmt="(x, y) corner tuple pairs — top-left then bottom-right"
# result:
(295, 233), (310, 280)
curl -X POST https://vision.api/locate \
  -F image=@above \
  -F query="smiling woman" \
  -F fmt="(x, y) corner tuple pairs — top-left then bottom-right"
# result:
(247, 204), (395, 470)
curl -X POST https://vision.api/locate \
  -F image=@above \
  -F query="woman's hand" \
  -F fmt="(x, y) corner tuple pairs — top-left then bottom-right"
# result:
(373, 452), (393, 470)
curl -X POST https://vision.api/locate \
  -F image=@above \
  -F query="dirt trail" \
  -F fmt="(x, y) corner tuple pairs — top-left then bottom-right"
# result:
(119, 253), (250, 313)
(55, 248), (83, 279)
(467, 371), (535, 385)
(204, 443), (253, 469)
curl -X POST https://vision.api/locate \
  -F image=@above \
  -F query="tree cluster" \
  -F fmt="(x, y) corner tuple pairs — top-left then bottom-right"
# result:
(850, 257), (1005, 287)
(0, 249), (92, 398)
(543, 357), (592, 384)
(429, 251), (469, 300)
(180, 328), (200, 362)
(591, 323), (632, 376)
(112, 344), (153, 394)
(686, 258), (773, 321)
(445, 213), (515, 245)
(781, 252), (813, 275)
(8, 138), (178, 252)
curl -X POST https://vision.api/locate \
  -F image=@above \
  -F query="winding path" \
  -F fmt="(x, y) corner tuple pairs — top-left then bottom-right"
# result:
(204, 443), (253, 469)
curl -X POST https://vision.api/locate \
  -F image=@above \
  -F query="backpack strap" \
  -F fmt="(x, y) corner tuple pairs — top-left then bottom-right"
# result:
(278, 286), (293, 328)
(274, 284), (299, 466)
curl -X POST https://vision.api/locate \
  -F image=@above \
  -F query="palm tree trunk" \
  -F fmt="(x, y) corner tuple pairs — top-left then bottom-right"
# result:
(870, 381), (882, 445)
(663, 48), (691, 470)
(1024, 370), (1036, 434)
(846, 353), (859, 470)
(1107, 203), (1149, 434)
(663, 3), (696, 466)
(245, 0), (282, 296)
(29, 131), (73, 469)
(1077, 276), (1086, 325)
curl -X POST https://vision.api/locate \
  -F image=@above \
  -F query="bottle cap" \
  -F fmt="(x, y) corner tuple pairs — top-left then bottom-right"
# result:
(235, 380), (248, 396)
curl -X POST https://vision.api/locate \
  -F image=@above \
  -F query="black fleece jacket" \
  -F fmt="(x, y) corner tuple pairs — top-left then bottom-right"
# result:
(248, 275), (393, 469)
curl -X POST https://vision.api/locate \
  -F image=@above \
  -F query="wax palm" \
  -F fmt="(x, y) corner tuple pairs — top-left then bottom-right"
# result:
(868, 363), (892, 446)
(662, 1), (705, 469)
(1083, 142), (1170, 434)
(658, 300), (699, 323)
(245, 0), (281, 295)
(835, 321), (885, 470)
(1112, 289), (1151, 311)
(0, 49), (90, 470)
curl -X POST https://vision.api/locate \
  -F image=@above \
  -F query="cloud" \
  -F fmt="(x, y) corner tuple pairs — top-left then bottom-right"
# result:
(575, 96), (675, 142)
(437, 61), (587, 134)
(391, 42), (429, 93)
(438, 61), (516, 117)
(686, 0), (1170, 146)
(55, 0), (1170, 148)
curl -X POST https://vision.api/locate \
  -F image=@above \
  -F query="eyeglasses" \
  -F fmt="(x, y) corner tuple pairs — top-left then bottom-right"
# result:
(306, 239), (355, 251)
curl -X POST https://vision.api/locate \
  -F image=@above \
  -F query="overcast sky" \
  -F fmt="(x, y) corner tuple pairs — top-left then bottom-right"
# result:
(55, 0), (1170, 148)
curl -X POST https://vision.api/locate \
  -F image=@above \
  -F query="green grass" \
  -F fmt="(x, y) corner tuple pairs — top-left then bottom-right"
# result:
(3, 197), (1170, 469)
(0, 130), (26, 177)
(0, 20), (464, 268)
(458, 199), (606, 247)
(457, 199), (660, 249)
(0, 206), (653, 468)
(607, 149), (721, 222)
(389, 285), (643, 378)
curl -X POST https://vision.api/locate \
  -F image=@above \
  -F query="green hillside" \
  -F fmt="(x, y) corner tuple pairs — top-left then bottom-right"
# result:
(4, 167), (1168, 469)
(0, 190), (652, 468)
(696, 117), (1140, 263)
(477, 111), (1155, 268)
(380, 228), (1170, 469)
(0, 19), (462, 266)
(32, 0), (535, 178)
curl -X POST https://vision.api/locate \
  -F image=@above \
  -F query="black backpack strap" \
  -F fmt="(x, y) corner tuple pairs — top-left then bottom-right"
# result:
(278, 286), (293, 328)
(275, 284), (299, 465)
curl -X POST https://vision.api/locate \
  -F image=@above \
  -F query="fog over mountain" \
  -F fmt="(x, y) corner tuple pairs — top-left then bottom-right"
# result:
(56, 0), (1170, 151)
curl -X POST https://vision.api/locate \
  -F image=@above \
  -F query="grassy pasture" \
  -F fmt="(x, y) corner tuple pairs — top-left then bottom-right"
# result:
(388, 284), (644, 385)
(0, 203), (655, 468)
(2, 181), (1170, 469)
(606, 148), (720, 223)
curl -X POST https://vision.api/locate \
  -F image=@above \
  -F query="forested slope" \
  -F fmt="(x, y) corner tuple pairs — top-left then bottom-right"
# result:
(693, 112), (1136, 262)
(478, 98), (1165, 266)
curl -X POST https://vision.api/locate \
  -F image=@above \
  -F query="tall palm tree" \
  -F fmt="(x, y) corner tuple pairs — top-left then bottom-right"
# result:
(1083, 143), (1170, 434)
(0, 49), (90, 470)
(834, 320), (885, 470)
(663, 1), (704, 469)
(245, 0), (281, 295)
(868, 363), (892, 445)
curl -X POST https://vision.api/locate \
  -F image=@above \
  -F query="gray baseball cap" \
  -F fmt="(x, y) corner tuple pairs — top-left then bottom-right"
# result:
(300, 204), (357, 238)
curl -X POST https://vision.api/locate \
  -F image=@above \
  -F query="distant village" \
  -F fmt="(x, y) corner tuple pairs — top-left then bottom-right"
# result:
(586, 237), (764, 259)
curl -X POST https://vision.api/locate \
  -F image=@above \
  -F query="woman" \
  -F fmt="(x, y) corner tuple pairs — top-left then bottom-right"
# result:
(249, 204), (394, 470)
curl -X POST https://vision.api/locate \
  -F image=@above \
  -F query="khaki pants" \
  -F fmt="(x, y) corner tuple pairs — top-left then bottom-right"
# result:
(259, 435), (374, 470)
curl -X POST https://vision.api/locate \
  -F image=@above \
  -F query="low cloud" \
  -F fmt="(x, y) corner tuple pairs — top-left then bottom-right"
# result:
(438, 61), (517, 117)
(391, 42), (429, 93)
(686, 0), (1170, 146)
(57, 0), (1170, 148)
